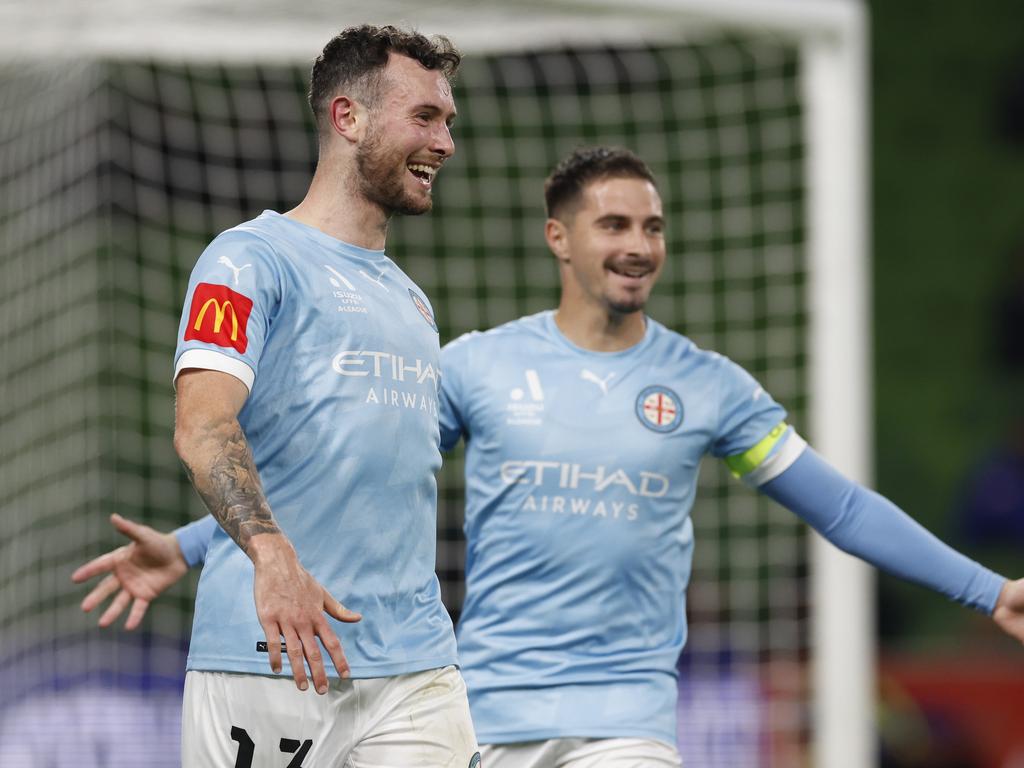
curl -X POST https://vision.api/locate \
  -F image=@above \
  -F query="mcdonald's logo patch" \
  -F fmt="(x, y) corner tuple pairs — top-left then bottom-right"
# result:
(184, 282), (253, 353)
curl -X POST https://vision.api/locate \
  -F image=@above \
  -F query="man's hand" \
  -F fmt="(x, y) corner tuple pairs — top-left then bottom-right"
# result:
(993, 578), (1024, 643)
(71, 513), (189, 630)
(249, 534), (362, 694)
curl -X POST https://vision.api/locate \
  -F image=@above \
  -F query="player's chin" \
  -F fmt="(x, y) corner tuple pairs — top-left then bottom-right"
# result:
(394, 191), (433, 216)
(606, 293), (648, 315)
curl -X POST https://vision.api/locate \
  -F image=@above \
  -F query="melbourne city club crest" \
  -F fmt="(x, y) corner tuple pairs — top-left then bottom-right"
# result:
(408, 288), (438, 331)
(635, 385), (683, 433)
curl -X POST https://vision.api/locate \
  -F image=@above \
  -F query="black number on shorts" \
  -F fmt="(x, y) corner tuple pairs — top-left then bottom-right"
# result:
(229, 727), (314, 767)
(280, 738), (313, 767)
(230, 726), (255, 768)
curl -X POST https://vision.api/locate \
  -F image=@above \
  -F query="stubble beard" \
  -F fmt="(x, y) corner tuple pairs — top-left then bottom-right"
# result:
(605, 294), (647, 316)
(356, 123), (431, 217)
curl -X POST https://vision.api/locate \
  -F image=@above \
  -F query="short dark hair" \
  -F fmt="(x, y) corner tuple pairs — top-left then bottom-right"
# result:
(544, 146), (658, 220)
(308, 25), (461, 133)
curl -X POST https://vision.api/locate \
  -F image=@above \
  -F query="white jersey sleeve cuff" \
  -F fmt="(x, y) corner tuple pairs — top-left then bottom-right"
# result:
(174, 349), (255, 392)
(743, 430), (808, 488)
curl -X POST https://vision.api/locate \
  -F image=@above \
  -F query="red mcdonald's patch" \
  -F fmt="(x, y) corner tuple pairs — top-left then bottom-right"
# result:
(184, 283), (253, 353)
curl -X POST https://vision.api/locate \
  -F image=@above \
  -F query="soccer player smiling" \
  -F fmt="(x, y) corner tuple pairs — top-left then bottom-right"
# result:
(76, 139), (1024, 768)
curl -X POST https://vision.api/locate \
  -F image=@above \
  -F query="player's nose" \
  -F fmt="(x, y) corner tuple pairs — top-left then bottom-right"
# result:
(431, 122), (455, 158)
(625, 225), (652, 257)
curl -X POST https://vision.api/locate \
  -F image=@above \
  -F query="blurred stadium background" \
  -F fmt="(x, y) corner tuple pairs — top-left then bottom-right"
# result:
(0, 1), (1022, 766)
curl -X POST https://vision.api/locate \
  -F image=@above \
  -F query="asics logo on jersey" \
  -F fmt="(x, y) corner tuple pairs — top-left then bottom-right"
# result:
(500, 460), (669, 497)
(332, 350), (439, 388)
(359, 267), (390, 292)
(217, 255), (251, 285)
(580, 369), (615, 395)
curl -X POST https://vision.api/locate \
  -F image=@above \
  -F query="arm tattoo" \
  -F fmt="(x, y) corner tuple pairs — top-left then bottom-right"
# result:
(182, 422), (279, 554)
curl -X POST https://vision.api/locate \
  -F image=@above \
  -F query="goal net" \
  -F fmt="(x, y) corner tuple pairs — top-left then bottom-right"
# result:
(0, 3), (870, 766)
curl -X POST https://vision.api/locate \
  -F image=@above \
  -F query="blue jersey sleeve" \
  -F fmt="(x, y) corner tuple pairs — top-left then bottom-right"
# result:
(174, 515), (217, 568)
(439, 332), (476, 452)
(710, 355), (787, 458)
(762, 447), (1007, 614)
(174, 230), (283, 391)
(708, 355), (807, 485)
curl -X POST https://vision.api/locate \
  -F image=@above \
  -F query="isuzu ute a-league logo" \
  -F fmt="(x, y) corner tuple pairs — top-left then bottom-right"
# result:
(324, 264), (368, 314)
(408, 288), (438, 331)
(507, 369), (544, 426)
(635, 385), (684, 433)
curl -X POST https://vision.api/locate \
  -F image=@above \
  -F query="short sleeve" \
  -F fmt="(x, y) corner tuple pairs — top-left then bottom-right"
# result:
(173, 231), (283, 392)
(710, 356), (804, 486)
(438, 332), (477, 452)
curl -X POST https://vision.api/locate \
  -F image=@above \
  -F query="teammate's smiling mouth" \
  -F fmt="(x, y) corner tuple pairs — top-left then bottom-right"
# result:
(407, 162), (438, 187)
(606, 262), (654, 279)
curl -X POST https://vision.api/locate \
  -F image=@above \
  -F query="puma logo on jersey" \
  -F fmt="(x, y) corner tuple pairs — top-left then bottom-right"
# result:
(580, 369), (615, 395)
(217, 255), (251, 285)
(359, 267), (390, 292)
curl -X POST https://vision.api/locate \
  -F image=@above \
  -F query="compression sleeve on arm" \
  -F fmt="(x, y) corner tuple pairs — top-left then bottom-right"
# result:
(174, 514), (217, 568)
(761, 447), (1007, 615)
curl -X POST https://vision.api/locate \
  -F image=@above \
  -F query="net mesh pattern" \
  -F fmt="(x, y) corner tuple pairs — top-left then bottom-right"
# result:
(0, 41), (809, 765)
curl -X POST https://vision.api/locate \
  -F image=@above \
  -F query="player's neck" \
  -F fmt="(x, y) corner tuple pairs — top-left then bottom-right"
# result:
(285, 166), (389, 250)
(554, 302), (646, 352)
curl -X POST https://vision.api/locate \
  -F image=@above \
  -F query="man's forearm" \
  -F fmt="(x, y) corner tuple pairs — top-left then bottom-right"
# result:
(177, 418), (281, 558)
(761, 447), (1006, 614)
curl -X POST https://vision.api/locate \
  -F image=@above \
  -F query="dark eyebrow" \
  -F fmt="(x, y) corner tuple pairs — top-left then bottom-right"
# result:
(412, 103), (457, 126)
(594, 214), (630, 225)
(593, 214), (665, 228)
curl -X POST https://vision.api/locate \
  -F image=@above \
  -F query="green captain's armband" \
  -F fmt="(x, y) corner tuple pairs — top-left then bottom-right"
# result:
(724, 422), (790, 478)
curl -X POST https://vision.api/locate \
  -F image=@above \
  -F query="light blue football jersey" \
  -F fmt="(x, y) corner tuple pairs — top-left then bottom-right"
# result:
(174, 210), (457, 678)
(438, 311), (802, 746)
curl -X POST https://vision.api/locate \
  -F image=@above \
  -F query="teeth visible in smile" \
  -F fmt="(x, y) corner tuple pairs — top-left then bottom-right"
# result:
(407, 164), (437, 177)
(610, 267), (648, 278)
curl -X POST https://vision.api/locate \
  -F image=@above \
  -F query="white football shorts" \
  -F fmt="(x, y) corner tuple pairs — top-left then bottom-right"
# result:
(182, 665), (480, 767)
(481, 737), (681, 768)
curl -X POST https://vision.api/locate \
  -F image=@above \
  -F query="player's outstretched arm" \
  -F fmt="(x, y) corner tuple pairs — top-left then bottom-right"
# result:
(760, 446), (1013, 629)
(71, 513), (190, 630)
(174, 369), (361, 694)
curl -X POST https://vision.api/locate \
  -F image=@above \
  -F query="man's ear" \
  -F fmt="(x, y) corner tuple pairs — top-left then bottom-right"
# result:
(545, 218), (571, 264)
(328, 95), (367, 143)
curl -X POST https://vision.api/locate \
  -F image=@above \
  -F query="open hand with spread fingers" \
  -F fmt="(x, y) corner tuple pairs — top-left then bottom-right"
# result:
(71, 513), (188, 630)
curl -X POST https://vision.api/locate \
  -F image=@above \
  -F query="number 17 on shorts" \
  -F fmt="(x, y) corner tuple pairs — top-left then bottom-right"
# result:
(182, 667), (480, 767)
